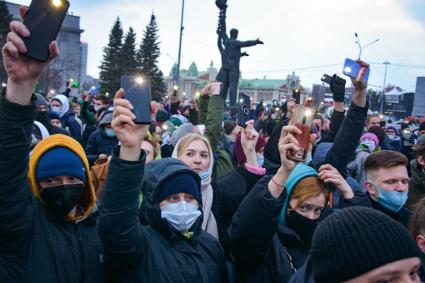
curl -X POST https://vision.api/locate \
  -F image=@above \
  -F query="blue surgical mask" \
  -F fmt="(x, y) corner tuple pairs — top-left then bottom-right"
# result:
(104, 128), (116, 137)
(369, 182), (408, 212)
(51, 106), (61, 115)
(160, 201), (201, 232)
(199, 171), (209, 181)
(257, 155), (264, 166)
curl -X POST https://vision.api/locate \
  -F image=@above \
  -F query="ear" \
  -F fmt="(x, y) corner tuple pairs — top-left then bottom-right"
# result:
(418, 156), (425, 166)
(364, 180), (377, 197)
(416, 235), (425, 254)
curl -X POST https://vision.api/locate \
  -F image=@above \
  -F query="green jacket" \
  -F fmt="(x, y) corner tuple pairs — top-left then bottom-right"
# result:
(198, 95), (234, 181)
(80, 100), (96, 126)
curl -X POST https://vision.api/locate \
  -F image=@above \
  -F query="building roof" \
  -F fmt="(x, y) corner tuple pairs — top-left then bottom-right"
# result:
(240, 78), (285, 89)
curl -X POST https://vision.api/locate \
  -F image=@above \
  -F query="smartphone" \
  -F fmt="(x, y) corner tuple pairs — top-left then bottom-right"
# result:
(321, 74), (332, 84)
(237, 92), (251, 127)
(292, 89), (301, 104)
(121, 75), (152, 124)
(22, 0), (70, 62)
(342, 58), (370, 83)
(287, 105), (314, 162)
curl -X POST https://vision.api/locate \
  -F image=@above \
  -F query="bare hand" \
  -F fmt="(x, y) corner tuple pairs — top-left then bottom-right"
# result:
(3, 6), (59, 104)
(241, 120), (258, 166)
(112, 89), (149, 150)
(279, 125), (302, 172)
(319, 164), (354, 199)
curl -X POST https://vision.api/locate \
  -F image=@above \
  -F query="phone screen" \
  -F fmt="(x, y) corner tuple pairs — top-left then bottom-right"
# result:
(121, 76), (152, 124)
(342, 58), (370, 83)
(23, 0), (70, 62)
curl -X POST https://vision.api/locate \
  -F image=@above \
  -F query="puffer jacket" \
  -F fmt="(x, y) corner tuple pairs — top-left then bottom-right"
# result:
(99, 154), (227, 282)
(0, 96), (105, 283)
(84, 128), (118, 165)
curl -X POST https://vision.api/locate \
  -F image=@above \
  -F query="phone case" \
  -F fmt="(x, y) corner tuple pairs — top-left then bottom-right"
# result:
(237, 93), (251, 127)
(286, 105), (313, 162)
(23, 0), (70, 62)
(343, 58), (370, 83)
(121, 76), (152, 124)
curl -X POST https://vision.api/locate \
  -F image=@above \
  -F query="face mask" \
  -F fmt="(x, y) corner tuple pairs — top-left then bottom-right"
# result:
(51, 106), (61, 115)
(387, 134), (396, 140)
(361, 140), (376, 152)
(36, 111), (50, 127)
(104, 128), (116, 137)
(40, 184), (84, 217)
(286, 210), (318, 244)
(160, 201), (201, 232)
(199, 171), (209, 181)
(257, 155), (264, 166)
(271, 114), (277, 120)
(94, 105), (101, 113)
(369, 182), (408, 213)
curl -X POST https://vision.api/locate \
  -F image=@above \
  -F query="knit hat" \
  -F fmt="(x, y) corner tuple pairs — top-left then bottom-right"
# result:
(98, 111), (113, 127)
(385, 124), (398, 134)
(311, 207), (419, 283)
(234, 133), (266, 164)
(360, 132), (379, 147)
(156, 110), (169, 122)
(35, 93), (48, 106)
(36, 147), (87, 183)
(279, 164), (319, 224)
(48, 112), (60, 120)
(157, 173), (201, 203)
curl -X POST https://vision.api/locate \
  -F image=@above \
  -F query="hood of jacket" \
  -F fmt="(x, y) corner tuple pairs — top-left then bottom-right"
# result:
(28, 134), (96, 221)
(52, 94), (70, 118)
(141, 158), (203, 237)
(279, 164), (319, 224)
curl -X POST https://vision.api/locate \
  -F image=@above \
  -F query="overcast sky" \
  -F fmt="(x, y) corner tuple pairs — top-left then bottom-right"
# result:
(11, 0), (425, 91)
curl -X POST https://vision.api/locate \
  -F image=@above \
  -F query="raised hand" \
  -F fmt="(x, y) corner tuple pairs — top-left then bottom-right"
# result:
(3, 6), (59, 105)
(112, 89), (149, 161)
(241, 120), (258, 166)
(278, 125), (302, 172)
(319, 164), (354, 199)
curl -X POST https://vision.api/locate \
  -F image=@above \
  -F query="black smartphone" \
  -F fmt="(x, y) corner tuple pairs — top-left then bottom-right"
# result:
(22, 0), (70, 62)
(121, 75), (152, 124)
(237, 92), (250, 127)
(321, 74), (332, 84)
(292, 89), (301, 104)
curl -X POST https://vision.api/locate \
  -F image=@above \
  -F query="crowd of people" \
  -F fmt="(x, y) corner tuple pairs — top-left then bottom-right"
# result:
(2, 6), (425, 283)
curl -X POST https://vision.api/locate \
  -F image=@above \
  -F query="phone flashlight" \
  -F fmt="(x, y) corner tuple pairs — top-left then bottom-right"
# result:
(52, 0), (62, 7)
(344, 67), (352, 74)
(135, 77), (144, 85)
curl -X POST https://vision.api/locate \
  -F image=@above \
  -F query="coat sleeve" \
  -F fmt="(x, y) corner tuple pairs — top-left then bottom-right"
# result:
(64, 116), (82, 143)
(80, 100), (96, 125)
(0, 96), (35, 256)
(206, 95), (225, 152)
(325, 102), (368, 175)
(322, 109), (345, 143)
(98, 147), (147, 268)
(228, 175), (285, 270)
(198, 96), (209, 125)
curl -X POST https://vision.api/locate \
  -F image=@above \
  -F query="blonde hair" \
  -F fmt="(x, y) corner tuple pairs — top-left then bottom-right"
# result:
(177, 133), (212, 158)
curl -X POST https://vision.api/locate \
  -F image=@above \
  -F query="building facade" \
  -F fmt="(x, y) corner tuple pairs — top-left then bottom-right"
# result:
(6, 1), (87, 93)
(412, 77), (425, 117)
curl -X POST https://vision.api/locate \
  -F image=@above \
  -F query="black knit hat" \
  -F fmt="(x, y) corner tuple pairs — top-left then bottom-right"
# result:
(156, 110), (169, 123)
(157, 173), (201, 204)
(311, 207), (419, 283)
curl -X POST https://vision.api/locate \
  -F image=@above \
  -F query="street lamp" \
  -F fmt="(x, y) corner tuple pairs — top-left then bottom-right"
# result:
(354, 33), (379, 59)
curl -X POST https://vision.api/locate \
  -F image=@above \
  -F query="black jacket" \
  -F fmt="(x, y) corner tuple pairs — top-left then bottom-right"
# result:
(99, 154), (226, 282)
(0, 97), (105, 283)
(229, 174), (371, 283)
(61, 109), (82, 142)
(84, 128), (118, 165)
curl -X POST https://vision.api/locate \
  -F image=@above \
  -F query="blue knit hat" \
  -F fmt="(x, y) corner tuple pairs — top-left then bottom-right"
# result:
(36, 147), (87, 183)
(279, 164), (319, 224)
(157, 173), (201, 204)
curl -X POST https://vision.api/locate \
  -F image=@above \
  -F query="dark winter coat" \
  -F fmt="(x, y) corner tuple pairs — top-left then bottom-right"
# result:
(84, 128), (118, 165)
(99, 154), (227, 282)
(61, 109), (82, 142)
(370, 195), (410, 227)
(0, 96), (104, 283)
(408, 160), (425, 208)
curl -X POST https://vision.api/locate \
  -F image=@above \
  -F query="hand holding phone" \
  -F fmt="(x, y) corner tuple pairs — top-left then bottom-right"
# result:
(121, 76), (152, 124)
(237, 92), (251, 128)
(343, 58), (370, 85)
(22, 0), (70, 62)
(286, 105), (314, 162)
(322, 74), (346, 102)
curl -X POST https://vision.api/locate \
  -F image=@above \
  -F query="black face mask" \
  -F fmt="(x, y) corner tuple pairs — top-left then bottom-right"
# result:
(40, 184), (84, 217)
(36, 111), (50, 127)
(286, 210), (318, 244)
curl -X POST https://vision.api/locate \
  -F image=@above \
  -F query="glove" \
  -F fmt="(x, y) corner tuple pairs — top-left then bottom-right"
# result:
(330, 74), (346, 102)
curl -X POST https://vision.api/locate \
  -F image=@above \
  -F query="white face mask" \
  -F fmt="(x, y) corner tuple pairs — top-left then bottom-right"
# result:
(387, 133), (396, 140)
(361, 140), (376, 152)
(94, 105), (101, 112)
(160, 201), (201, 232)
(51, 106), (61, 115)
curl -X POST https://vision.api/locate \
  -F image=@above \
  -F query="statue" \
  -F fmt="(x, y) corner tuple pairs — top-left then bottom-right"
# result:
(215, 0), (264, 106)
